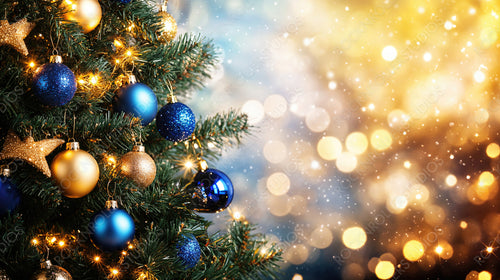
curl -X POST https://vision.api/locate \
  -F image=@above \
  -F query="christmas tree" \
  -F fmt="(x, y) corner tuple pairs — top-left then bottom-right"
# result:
(0, 0), (281, 279)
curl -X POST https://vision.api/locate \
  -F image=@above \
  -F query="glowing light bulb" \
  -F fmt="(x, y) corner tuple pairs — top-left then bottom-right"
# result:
(94, 256), (101, 262)
(435, 245), (443, 254)
(382, 46), (398, 61)
(58, 241), (65, 247)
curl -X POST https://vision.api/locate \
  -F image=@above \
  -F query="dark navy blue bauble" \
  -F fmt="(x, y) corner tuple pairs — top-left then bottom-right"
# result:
(156, 102), (195, 142)
(176, 233), (201, 269)
(113, 0), (132, 3)
(32, 62), (76, 106)
(115, 83), (158, 126)
(0, 175), (20, 216)
(187, 168), (234, 213)
(89, 206), (135, 251)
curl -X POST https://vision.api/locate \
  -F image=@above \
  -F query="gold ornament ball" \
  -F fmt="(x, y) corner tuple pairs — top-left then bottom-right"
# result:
(31, 261), (72, 280)
(51, 142), (100, 198)
(120, 145), (156, 188)
(158, 11), (177, 42)
(63, 0), (102, 33)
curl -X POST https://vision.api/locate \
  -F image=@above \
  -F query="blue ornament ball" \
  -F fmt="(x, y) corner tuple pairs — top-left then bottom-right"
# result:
(115, 82), (158, 126)
(89, 203), (135, 251)
(156, 102), (195, 142)
(187, 168), (234, 213)
(176, 233), (201, 269)
(0, 175), (20, 216)
(113, 0), (131, 3)
(32, 61), (76, 106)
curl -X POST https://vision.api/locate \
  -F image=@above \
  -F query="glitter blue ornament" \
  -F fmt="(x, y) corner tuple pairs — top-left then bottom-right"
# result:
(89, 200), (135, 251)
(187, 165), (234, 213)
(156, 97), (195, 142)
(32, 55), (76, 106)
(0, 169), (20, 216)
(176, 233), (201, 268)
(114, 75), (158, 126)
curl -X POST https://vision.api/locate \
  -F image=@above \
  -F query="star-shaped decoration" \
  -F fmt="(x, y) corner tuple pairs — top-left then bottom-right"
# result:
(0, 131), (65, 177)
(0, 18), (36, 56)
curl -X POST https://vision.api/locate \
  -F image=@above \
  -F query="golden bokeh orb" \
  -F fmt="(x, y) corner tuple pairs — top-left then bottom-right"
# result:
(375, 261), (395, 279)
(342, 227), (367, 250)
(403, 240), (425, 261)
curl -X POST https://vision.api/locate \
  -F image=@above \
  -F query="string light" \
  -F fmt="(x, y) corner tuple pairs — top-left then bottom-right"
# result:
(111, 268), (119, 276)
(113, 39), (124, 49)
(94, 256), (101, 262)
(28, 61), (36, 68)
(435, 245), (444, 255)
(58, 240), (65, 247)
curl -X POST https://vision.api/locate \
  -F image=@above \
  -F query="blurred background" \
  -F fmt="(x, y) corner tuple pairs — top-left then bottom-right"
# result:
(163, 0), (500, 279)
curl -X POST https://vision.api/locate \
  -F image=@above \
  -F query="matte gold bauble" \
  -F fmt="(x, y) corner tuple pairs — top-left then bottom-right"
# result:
(62, 0), (102, 33)
(158, 3), (177, 42)
(120, 145), (156, 188)
(51, 142), (99, 198)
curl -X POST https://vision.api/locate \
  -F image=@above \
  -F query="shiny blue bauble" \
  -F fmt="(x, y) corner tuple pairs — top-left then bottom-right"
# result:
(32, 62), (76, 106)
(187, 168), (234, 213)
(156, 102), (195, 142)
(177, 233), (201, 269)
(113, 0), (131, 3)
(115, 83), (158, 126)
(89, 207), (135, 251)
(0, 176), (20, 216)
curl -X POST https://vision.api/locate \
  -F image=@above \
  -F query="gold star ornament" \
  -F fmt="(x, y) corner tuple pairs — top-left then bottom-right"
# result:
(0, 131), (65, 177)
(0, 18), (36, 56)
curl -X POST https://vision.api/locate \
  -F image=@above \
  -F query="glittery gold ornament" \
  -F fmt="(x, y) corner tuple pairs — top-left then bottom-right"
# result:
(120, 145), (156, 188)
(158, 3), (177, 42)
(0, 18), (35, 56)
(0, 131), (64, 177)
(62, 0), (102, 33)
(51, 142), (99, 198)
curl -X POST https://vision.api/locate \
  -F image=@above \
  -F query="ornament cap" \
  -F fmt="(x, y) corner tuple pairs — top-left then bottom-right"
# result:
(49, 55), (63, 64)
(66, 142), (80, 150)
(106, 200), (119, 209)
(161, 2), (168, 12)
(198, 159), (208, 171)
(2, 168), (10, 177)
(132, 145), (145, 152)
(41, 260), (52, 269)
(127, 74), (137, 85)
(167, 94), (178, 103)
